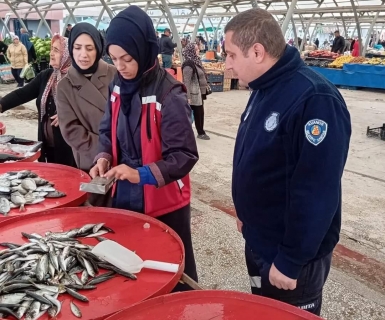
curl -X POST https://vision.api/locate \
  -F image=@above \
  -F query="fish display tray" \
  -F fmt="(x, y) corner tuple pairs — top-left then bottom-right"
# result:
(105, 290), (322, 320)
(0, 163), (90, 217)
(0, 207), (185, 320)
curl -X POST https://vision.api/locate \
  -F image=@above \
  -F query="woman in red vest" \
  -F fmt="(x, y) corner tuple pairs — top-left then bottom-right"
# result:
(89, 6), (199, 290)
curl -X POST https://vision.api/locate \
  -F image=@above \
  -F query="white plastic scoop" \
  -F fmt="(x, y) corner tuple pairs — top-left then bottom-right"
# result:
(91, 240), (179, 274)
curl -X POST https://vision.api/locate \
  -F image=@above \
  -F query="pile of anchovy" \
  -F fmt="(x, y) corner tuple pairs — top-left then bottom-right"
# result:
(0, 170), (67, 216)
(0, 223), (136, 319)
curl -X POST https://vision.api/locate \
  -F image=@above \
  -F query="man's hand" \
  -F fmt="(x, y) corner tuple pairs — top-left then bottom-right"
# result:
(269, 263), (297, 290)
(236, 218), (243, 233)
(50, 115), (59, 127)
(104, 164), (140, 184)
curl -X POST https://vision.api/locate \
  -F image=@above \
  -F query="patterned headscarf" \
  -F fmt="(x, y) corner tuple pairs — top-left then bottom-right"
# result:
(40, 35), (71, 121)
(182, 42), (203, 69)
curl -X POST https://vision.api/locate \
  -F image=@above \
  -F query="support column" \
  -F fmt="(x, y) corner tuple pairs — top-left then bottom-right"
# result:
(192, 0), (211, 42)
(362, 0), (385, 56)
(99, 0), (114, 19)
(281, 0), (298, 36)
(3, 0), (28, 30)
(62, 0), (77, 26)
(251, 0), (259, 8)
(0, 17), (12, 39)
(144, 1), (151, 12)
(27, 0), (53, 36)
(159, 0), (183, 62)
(350, 0), (362, 55)
(36, 4), (51, 36)
(310, 23), (318, 42)
(62, 1), (79, 36)
(300, 0), (323, 51)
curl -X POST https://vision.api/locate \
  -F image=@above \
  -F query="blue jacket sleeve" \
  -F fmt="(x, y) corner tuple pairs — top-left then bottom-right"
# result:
(94, 85), (113, 164)
(273, 94), (351, 279)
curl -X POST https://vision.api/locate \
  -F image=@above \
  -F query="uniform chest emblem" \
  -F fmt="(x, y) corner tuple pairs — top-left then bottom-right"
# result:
(264, 112), (280, 132)
(305, 119), (328, 146)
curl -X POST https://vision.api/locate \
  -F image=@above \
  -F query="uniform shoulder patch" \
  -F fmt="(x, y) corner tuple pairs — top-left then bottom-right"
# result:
(305, 119), (328, 146)
(264, 112), (280, 132)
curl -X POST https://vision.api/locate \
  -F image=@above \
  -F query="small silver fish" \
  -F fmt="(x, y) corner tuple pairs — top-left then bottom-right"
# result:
(30, 198), (45, 205)
(36, 186), (56, 192)
(36, 254), (49, 281)
(84, 230), (108, 238)
(33, 178), (49, 186)
(21, 178), (37, 192)
(45, 191), (66, 198)
(16, 170), (31, 179)
(32, 192), (48, 198)
(78, 224), (96, 235)
(10, 193), (26, 212)
(0, 198), (10, 216)
(0, 186), (11, 194)
(10, 180), (22, 187)
(70, 301), (82, 318)
(16, 299), (33, 319)
(0, 179), (11, 187)
(11, 185), (28, 195)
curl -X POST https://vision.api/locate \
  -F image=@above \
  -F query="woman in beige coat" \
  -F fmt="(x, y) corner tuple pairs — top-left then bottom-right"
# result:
(57, 23), (116, 205)
(7, 36), (28, 87)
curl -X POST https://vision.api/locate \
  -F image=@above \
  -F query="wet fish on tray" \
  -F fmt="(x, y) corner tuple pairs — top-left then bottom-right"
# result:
(0, 223), (135, 319)
(0, 170), (67, 213)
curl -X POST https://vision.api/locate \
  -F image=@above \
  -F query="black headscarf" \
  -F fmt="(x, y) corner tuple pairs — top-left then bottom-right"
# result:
(106, 5), (159, 113)
(68, 22), (105, 75)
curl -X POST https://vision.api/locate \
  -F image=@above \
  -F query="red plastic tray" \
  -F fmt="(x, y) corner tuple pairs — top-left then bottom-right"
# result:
(16, 150), (41, 162)
(0, 207), (185, 320)
(106, 290), (323, 320)
(0, 162), (90, 217)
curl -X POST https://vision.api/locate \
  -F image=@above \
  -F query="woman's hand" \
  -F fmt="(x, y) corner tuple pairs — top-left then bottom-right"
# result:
(89, 158), (109, 178)
(104, 164), (140, 184)
(50, 115), (59, 127)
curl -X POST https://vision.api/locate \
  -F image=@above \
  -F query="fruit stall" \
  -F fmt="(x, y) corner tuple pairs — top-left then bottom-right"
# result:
(305, 54), (385, 90)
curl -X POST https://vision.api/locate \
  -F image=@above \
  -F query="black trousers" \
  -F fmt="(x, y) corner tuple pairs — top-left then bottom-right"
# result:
(157, 204), (198, 291)
(190, 104), (205, 135)
(245, 244), (332, 316)
(11, 68), (24, 87)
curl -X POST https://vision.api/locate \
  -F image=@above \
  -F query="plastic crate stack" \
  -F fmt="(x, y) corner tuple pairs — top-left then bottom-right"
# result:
(223, 70), (232, 91)
(207, 73), (224, 92)
(0, 64), (15, 83)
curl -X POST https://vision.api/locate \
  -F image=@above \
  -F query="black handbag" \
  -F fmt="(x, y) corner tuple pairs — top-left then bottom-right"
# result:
(206, 85), (212, 95)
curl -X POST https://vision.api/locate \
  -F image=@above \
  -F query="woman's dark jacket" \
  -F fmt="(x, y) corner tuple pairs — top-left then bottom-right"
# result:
(0, 69), (76, 166)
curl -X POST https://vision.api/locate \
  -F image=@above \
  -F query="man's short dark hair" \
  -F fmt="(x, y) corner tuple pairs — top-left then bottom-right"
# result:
(224, 8), (286, 59)
(164, 28), (171, 33)
(67, 24), (72, 27)
(335, 30), (340, 34)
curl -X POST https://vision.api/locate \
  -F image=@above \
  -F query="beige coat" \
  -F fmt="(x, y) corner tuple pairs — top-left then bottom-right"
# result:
(57, 60), (117, 172)
(7, 43), (27, 69)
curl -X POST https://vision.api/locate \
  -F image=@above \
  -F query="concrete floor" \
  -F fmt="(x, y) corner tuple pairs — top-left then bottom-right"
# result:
(1, 83), (385, 319)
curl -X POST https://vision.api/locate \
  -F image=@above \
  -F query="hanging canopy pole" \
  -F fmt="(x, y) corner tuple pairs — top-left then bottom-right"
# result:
(62, 0), (77, 26)
(159, 0), (183, 63)
(99, 0), (114, 19)
(3, 0), (28, 31)
(300, 0), (324, 51)
(36, 4), (52, 36)
(362, 0), (385, 56)
(191, 0), (211, 42)
(350, 0), (362, 55)
(0, 17), (12, 39)
(281, 0), (298, 35)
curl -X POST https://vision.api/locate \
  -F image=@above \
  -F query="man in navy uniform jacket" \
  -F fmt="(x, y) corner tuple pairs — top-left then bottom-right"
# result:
(225, 9), (351, 316)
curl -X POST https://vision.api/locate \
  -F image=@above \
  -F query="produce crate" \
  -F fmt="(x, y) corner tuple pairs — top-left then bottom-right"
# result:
(0, 64), (14, 84)
(224, 79), (231, 91)
(207, 73), (224, 83)
(210, 83), (224, 92)
(224, 70), (233, 79)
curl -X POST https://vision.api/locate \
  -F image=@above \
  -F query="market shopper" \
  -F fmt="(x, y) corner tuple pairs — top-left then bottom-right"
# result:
(7, 36), (27, 87)
(89, 6), (199, 290)
(20, 28), (37, 64)
(182, 42), (210, 140)
(160, 28), (177, 68)
(331, 30), (345, 54)
(0, 35), (76, 167)
(0, 40), (8, 64)
(225, 9), (351, 315)
(57, 23), (116, 177)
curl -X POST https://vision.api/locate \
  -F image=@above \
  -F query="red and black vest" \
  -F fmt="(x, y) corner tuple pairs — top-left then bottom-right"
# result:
(110, 67), (191, 218)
